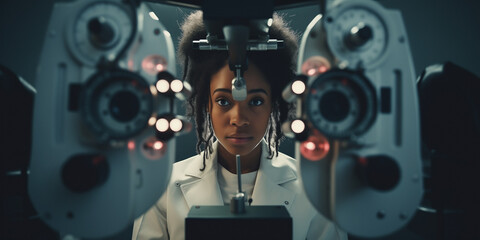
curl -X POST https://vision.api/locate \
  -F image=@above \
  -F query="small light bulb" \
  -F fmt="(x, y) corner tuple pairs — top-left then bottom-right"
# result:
(291, 80), (306, 95)
(148, 116), (157, 126)
(141, 55), (167, 76)
(170, 79), (184, 93)
(307, 68), (317, 76)
(128, 141), (135, 150)
(267, 18), (273, 27)
(318, 65), (328, 73)
(170, 118), (183, 132)
(156, 79), (170, 93)
(153, 141), (164, 150)
(150, 85), (158, 96)
(300, 131), (330, 161)
(291, 119), (306, 134)
(155, 64), (165, 72)
(141, 137), (167, 160)
(305, 141), (316, 151)
(301, 56), (331, 77)
(155, 118), (169, 132)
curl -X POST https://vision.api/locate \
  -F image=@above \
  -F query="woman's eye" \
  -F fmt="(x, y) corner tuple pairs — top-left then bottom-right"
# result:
(250, 98), (264, 106)
(216, 98), (230, 106)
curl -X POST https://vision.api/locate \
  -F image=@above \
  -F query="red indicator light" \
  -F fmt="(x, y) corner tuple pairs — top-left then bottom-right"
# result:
(300, 131), (330, 161)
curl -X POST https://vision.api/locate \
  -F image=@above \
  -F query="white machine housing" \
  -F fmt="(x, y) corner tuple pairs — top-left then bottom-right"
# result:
(296, 0), (423, 237)
(28, 0), (176, 238)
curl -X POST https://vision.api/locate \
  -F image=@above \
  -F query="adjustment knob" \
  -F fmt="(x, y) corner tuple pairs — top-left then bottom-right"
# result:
(345, 22), (373, 49)
(356, 155), (400, 191)
(88, 17), (117, 49)
(62, 154), (109, 193)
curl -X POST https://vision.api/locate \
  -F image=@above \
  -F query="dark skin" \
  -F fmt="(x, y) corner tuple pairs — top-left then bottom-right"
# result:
(208, 63), (272, 174)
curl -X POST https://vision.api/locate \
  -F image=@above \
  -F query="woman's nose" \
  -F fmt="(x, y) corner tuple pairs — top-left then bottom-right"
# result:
(230, 104), (249, 127)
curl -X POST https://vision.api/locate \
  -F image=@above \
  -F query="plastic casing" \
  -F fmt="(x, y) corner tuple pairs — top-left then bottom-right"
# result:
(28, 0), (176, 238)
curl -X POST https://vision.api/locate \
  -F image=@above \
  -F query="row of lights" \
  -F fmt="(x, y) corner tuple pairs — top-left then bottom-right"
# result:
(153, 71), (192, 142)
(133, 55), (192, 156)
(140, 53), (332, 161)
(282, 55), (331, 161)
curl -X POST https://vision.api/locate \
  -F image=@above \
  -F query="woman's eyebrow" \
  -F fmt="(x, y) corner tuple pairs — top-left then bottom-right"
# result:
(213, 88), (268, 95)
(248, 88), (268, 95)
(213, 88), (231, 94)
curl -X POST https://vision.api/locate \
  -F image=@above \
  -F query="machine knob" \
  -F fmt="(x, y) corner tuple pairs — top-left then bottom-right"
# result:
(62, 154), (109, 193)
(88, 17), (117, 49)
(345, 22), (373, 49)
(356, 155), (400, 191)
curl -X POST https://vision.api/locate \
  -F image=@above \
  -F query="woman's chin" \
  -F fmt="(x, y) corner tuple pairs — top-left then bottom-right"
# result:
(218, 140), (261, 157)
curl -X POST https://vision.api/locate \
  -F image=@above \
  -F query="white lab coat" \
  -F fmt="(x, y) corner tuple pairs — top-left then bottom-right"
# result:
(133, 141), (347, 240)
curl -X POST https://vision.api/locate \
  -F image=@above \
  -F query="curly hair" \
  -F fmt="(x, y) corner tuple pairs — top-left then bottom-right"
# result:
(178, 11), (298, 170)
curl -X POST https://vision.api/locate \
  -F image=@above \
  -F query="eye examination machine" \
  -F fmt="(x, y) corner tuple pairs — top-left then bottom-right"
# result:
(27, 0), (189, 238)
(1, 0), (479, 239)
(282, 0), (423, 237)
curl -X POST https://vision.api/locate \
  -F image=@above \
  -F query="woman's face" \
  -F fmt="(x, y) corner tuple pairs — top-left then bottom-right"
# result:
(209, 63), (272, 157)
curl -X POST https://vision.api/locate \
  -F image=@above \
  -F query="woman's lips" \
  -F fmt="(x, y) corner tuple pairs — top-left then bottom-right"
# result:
(226, 136), (253, 144)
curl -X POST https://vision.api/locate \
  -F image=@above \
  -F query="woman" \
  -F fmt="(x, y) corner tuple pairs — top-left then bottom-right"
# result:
(133, 11), (347, 240)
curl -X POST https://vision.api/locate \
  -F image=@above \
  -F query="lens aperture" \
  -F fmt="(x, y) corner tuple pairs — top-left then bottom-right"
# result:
(320, 90), (350, 122)
(109, 90), (140, 122)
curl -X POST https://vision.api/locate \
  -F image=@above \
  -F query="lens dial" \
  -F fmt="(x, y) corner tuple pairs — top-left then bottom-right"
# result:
(324, 3), (389, 69)
(305, 69), (377, 139)
(66, 1), (133, 66)
(81, 70), (153, 142)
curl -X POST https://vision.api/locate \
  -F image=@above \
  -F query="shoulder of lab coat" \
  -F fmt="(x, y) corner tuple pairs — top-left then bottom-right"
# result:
(133, 141), (347, 240)
(133, 142), (222, 240)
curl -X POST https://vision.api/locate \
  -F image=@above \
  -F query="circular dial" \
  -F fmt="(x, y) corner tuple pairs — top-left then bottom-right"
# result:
(67, 1), (133, 65)
(325, 5), (388, 68)
(81, 70), (153, 142)
(305, 69), (377, 139)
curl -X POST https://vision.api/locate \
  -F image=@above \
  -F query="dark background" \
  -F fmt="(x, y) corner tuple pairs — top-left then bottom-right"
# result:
(1, 0), (480, 161)
(1, 0), (479, 239)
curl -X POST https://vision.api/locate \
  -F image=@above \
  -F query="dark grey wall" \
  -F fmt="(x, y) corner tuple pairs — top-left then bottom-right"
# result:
(381, 0), (480, 77)
(2, 0), (479, 83)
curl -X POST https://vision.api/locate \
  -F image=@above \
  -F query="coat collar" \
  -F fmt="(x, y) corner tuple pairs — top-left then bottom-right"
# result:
(180, 141), (223, 208)
(251, 141), (297, 209)
(180, 141), (297, 210)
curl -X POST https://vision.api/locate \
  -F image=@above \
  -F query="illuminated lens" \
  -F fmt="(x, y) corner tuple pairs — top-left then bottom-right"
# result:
(300, 131), (330, 161)
(305, 142), (316, 150)
(156, 79), (170, 93)
(267, 18), (273, 27)
(141, 137), (167, 160)
(170, 79), (184, 93)
(291, 80), (306, 95)
(148, 116), (157, 126)
(153, 141), (164, 150)
(142, 55), (167, 76)
(128, 141), (135, 150)
(301, 56), (331, 77)
(291, 119), (306, 134)
(156, 64), (164, 71)
(170, 118), (183, 132)
(155, 118), (169, 132)
(150, 85), (158, 96)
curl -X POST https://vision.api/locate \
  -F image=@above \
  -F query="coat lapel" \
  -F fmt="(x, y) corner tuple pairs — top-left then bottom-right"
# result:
(180, 142), (223, 209)
(251, 142), (297, 211)
(179, 141), (297, 211)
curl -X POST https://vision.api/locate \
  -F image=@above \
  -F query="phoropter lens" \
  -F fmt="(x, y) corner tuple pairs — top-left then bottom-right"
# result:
(320, 90), (350, 122)
(109, 90), (140, 122)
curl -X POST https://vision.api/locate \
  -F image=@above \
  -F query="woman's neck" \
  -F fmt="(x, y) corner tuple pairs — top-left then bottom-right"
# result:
(217, 144), (262, 174)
